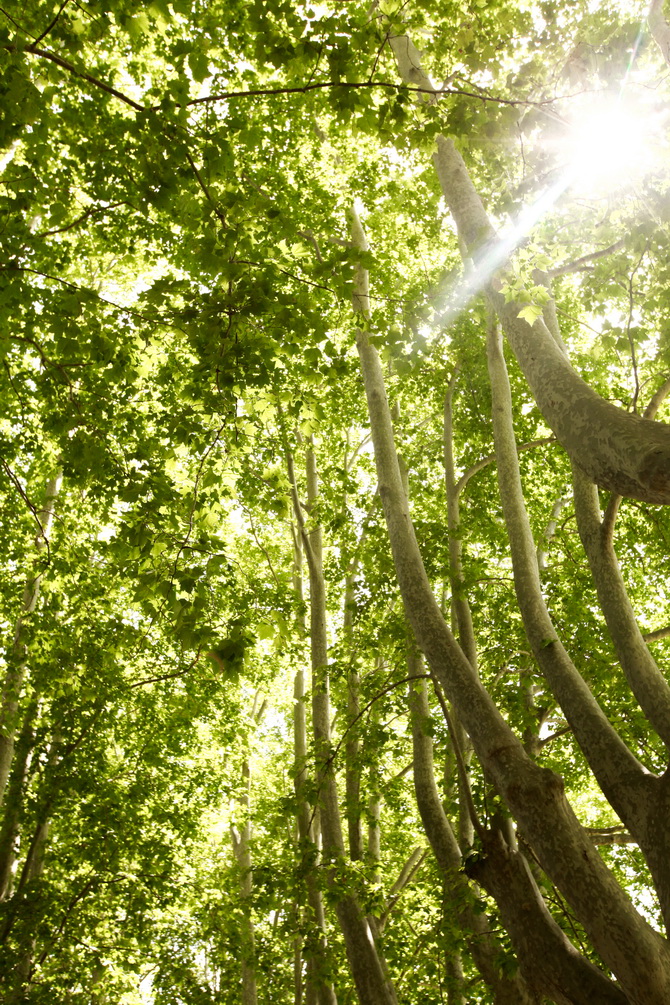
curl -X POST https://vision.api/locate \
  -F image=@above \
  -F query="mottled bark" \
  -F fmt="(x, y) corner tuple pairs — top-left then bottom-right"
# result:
(469, 830), (627, 1005)
(485, 316), (648, 816)
(433, 135), (670, 505)
(485, 313), (670, 930)
(407, 648), (538, 1004)
(649, 0), (670, 66)
(572, 467), (670, 746)
(352, 205), (670, 1001)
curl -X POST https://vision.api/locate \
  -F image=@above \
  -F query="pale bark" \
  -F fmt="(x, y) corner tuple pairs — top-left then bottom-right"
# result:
(408, 648), (539, 1005)
(600, 375), (670, 546)
(0, 698), (38, 901)
(443, 374), (477, 672)
(351, 202), (670, 1002)
(536, 490), (570, 572)
(468, 830), (627, 1005)
(343, 486), (379, 863)
(5, 816), (49, 1001)
(442, 376), (478, 850)
(433, 135), (670, 505)
(484, 315), (648, 817)
(231, 755), (258, 1005)
(485, 313), (670, 931)
(376, 847), (425, 934)
(290, 445), (397, 1005)
(387, 35), (435, 96)
(0, 474), (61, 807)
(537, 270), (670, 747)
(649, 0), (670, 66)
(343, 570), (362, 862)
(364, 199), (607, 1002)
(291, 525), (336, 1005)
(572, 467), (670, 746)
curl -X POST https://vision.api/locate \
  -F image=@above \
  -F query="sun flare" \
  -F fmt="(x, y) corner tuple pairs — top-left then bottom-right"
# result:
(561, 96), (661, 193)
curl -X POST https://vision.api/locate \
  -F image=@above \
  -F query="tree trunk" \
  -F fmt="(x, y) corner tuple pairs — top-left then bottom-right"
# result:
(433, 134), (670, 505)
(0, 474), (61, 807)
(0, 697), (38, 901)
(291, 444), (398, 1005)
(291, 524), (337, 1005)
(407, 648), (541, 1005)
(6, 816), (49, 1002)
(344, 570), (363, 862)
(351, 204), (670, 1003)
(230, 756), (258, 1005)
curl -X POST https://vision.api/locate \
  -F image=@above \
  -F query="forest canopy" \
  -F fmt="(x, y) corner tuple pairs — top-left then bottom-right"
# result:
(2, 0), (670, 1003)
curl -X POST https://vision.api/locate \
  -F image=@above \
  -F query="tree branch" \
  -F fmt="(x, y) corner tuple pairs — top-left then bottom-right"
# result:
(547, 239), (626, 277)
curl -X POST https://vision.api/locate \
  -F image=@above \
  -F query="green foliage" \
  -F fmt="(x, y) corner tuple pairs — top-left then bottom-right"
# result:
(0, 0), (668, 1000)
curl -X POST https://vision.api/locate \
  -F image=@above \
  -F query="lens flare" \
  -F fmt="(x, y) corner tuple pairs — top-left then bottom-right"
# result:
(561, 96), (660, 193)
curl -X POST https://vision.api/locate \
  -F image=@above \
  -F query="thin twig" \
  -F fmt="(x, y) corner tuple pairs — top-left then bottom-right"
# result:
(1, 460), (50, 557)
(547, 239), (626, 277)
(7, 266), (185, 332)
(184, 149), (227, 227)
(33, 0), (71, 47)
(33, 200), (127, 239)
(16, 44), (146, 110)
(454, 436), (555, 497)
(10, 44), (569, 115)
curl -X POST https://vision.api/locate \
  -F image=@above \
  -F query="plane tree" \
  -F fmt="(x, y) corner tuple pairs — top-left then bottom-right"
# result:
(2, 0), (670, 1002)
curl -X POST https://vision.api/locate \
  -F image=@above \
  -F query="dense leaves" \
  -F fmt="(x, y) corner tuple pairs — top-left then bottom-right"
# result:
(0, 0), (669, 1001)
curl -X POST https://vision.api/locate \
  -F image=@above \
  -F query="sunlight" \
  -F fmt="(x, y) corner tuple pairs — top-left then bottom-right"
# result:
(559, 95), (661, 194)
(432, 92), (663, 333)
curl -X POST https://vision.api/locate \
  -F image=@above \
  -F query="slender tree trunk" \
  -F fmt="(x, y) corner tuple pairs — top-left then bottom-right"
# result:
(366, 677), (381, 886)
(572, 468), (670, 745)
(291, 525), (337, 1005)
(344, 570), (363, 862)
(0, 697), (38, 900)
(7, 815), (49, 1003)
(231, 756), (258, 1005)
(0, 473), (61, 807)
(442, 379), (477, 851)
(407, 648), (541, 1005)
(290, 445), (398, 1005)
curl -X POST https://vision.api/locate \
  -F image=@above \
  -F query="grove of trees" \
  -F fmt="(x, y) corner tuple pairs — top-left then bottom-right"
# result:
(2, 0), (670, 1002)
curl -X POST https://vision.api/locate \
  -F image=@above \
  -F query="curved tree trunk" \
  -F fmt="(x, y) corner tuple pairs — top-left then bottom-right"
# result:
(433, 135), (670, 505)
(350, 203), (670, 1003)
(407, 648), (539, 1005)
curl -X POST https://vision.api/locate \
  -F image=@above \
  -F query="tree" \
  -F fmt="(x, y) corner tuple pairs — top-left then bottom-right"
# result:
(1, 0), (670, 1001)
